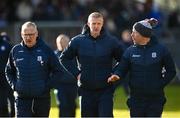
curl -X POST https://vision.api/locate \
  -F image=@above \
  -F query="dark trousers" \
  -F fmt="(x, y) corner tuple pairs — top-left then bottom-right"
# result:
(0, 75), (12, 117)
(0, 90), (9, 117)
(55, 84), (77, 117)
(127, 96), (166, 117)
(80, 86), (114, 117)
(8, 89), (15, 117)
(15, 97), (50, 117)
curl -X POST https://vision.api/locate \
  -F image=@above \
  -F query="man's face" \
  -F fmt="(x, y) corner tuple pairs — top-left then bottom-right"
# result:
(131, 27), (143, 45)
(87, 17), (104, 37)
(21, 26), (38, 48)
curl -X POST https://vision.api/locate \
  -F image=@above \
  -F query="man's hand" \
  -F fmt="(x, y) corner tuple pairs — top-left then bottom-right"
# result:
(77, 73), (81, 80)
(107, 74), (120, 83)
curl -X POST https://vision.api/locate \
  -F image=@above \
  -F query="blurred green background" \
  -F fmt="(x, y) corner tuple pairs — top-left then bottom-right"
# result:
(49, 84), (180, 118)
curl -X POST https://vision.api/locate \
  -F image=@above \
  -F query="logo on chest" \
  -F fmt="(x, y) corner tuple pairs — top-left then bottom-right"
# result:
(132, 54), (141, 58)
(16, 58), (24, 62)
(37, 56), (42, 61)
(37, 56), (44, 66)
(0, 46), (6, 51)
(152, 52), (157, 58)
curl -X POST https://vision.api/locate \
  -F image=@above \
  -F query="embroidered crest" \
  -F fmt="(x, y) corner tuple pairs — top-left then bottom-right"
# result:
(37, 56), (42, 62)
(37, 56), (44, 66)
(152, 52), (157, 58)
(1, 46), (5, 51)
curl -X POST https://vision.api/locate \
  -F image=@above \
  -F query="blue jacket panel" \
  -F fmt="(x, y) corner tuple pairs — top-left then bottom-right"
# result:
(0, 39), (12, 89)
(0, 40), (12, 73)
(114, 37), (176, 97)
(5, 38), (71, 98)
(60, 28), (124, 90)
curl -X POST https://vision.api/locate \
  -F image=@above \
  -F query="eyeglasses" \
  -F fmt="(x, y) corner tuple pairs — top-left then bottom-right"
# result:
(22, 33), (36, 37)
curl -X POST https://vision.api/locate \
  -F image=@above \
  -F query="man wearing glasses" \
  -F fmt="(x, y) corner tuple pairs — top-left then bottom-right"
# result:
(5, 21), (73, 117)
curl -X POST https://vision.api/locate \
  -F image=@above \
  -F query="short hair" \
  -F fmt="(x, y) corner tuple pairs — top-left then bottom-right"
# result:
(21, 21), (37, 32)
(56, 34), (69, 44)
(88, 12), (104, 22)
(56, 34), (70, 50)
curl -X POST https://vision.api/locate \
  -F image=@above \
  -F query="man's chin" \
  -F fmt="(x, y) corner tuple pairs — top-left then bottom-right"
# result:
(27, 44), (33, 48)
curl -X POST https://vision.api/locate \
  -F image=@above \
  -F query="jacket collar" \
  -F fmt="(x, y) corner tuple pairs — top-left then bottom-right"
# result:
(81, 24), (106, 40)
(21, 37), (43, 50)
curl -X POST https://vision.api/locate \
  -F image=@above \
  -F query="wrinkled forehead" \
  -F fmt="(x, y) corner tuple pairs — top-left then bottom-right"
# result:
(88, 17), (104, 24)
(21, 25), (37, 33)
(88, 13), (103, 21)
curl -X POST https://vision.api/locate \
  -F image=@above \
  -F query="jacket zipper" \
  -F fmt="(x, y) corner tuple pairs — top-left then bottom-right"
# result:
(143, 46), (147, 88)
(28, 50), (32, 96)
(93, 40), (97, 85)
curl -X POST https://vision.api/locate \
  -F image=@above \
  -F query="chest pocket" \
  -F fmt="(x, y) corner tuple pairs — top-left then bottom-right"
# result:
(31, 50), (48, 68)
(130, 53), (143, 65)
(14, 52), (29, 68)
(14, 50), (49, 70)
(130, 51), (161, 65)
(147, 52), (161, 64)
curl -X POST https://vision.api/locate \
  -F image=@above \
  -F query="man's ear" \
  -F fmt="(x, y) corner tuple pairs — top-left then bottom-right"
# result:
(87, 22), (90, 27)
(36, 31), (38, 37)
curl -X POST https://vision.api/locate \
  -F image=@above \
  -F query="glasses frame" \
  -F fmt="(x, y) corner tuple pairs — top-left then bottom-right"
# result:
(22, 32), (36, 38)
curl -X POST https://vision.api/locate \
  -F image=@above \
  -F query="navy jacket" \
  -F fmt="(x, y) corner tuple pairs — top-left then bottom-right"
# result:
(114, 37), (176, 97)
(5, 38), (72, 98)
(0, 39), (12, 89)
(0, 39), (12, 74)
(60, 26), (124, 90)
(54, 50), (77, 85)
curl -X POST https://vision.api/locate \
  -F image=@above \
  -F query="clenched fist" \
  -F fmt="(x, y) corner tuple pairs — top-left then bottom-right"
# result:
(107, 74), (120, 83)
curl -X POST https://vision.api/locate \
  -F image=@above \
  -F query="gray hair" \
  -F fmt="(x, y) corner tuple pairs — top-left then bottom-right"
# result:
(21, 21), (37, 32)
(88, 12), (104, 22)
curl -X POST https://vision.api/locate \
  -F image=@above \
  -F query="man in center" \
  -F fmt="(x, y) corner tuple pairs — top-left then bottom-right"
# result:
(60, 12), (124, 117)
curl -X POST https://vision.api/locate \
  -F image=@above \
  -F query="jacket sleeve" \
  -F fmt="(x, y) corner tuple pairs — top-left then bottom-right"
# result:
(113, 49), (130, 79)
(113, 37), (124, 62)
(47, 47), (75, 88)
(60, 38), (81, 78)
(162, 47), (176, 86)
(5, 50), (17, 90)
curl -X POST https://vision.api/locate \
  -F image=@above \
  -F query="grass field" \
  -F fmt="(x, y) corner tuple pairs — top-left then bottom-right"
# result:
(49, 84), (180, 118)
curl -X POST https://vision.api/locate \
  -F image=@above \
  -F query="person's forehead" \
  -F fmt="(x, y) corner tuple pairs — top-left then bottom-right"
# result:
(21, 26), (36, 33)
(88, 17), (103, 22)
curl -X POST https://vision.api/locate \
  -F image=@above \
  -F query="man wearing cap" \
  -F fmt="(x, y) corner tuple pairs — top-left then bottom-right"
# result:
(108, 18), (176, 117)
